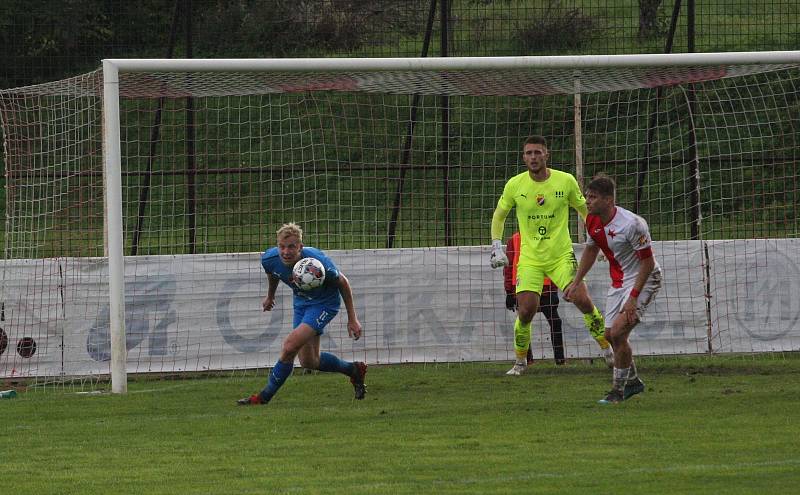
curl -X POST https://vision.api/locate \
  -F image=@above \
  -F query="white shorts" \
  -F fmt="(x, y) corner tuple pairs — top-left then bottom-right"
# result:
(604, 269), (662, 326)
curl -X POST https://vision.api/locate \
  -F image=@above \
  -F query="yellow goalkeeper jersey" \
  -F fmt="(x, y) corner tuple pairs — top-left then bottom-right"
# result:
(497, 169), (587, 267)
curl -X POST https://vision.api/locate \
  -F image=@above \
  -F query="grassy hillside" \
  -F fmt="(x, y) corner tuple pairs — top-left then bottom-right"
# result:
(2, 1), (799, 256)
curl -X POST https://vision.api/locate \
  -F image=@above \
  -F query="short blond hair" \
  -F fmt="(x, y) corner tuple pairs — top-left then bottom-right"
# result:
(276, 222), (303, 242)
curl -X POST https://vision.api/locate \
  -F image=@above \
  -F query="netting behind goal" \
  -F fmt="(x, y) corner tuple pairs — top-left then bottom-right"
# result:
(1, 55), (799, 383)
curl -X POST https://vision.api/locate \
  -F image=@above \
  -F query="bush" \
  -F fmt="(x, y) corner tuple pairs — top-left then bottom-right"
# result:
(194, 0), (426, 57)
(515, 0), (599, 53)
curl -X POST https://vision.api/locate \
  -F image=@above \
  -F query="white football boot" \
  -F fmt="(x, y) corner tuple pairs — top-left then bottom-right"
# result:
(505, 359), (528, 376)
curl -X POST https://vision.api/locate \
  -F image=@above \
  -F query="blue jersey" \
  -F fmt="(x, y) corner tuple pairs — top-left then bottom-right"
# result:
(260, 246), (342, 309)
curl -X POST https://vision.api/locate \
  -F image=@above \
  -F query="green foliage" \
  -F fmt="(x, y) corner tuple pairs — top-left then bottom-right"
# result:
(2, 354), (799, 494)
(637, 0), (667, 39)
(2, 2), (800, 256)
(515, 0), (600, 53)
(160, 0), (427, 58)
(0, 1), (426, 87)
(0, 0), (174, 87)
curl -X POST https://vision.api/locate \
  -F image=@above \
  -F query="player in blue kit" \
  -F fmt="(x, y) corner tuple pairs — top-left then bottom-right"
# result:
(238, 222), (367, 405)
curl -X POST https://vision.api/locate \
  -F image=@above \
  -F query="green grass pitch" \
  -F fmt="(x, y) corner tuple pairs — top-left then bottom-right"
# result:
(2, 354), (799, 494)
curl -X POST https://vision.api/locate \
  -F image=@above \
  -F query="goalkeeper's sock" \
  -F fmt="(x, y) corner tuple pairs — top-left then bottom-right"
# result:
(583, 306), (609, 349)
(258, 360), (294, 403)
(513, 318), (532, 360)
(318, 352), (354, 376)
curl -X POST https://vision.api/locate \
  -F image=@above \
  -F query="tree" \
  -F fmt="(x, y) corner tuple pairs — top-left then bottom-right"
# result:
(638, 0), (663, 38)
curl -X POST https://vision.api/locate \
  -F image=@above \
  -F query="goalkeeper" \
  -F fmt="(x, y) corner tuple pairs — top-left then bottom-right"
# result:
(490, 135), (612, 376)
(504, 231), (565, 365)
(237, 222), (367, 406)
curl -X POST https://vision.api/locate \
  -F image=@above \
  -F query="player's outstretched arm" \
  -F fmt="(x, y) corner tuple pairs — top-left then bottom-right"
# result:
(489, 206), (511, 268)
(262, 274), (280, 311)
(566, 172), (588, 221)
(564, 244), (599, 301)
(337, 273), (362, 340)
(573, 202), (588, 221)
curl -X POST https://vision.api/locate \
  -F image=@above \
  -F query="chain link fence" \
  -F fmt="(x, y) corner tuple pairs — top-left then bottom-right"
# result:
(2, 0), (799, 88)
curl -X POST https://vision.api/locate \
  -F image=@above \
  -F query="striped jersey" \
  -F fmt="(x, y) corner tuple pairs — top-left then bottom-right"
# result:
(585, 206), (661, 288)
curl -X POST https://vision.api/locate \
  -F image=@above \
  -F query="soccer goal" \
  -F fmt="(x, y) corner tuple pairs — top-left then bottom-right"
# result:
(1, 52), (799, 392)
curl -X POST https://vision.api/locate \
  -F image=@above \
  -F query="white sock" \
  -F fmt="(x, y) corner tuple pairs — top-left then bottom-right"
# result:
(613, 367), (630, 391)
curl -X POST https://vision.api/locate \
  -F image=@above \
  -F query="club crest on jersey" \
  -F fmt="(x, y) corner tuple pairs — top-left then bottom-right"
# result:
(638, 234), (648, 246)
(536, 194), (545, 206)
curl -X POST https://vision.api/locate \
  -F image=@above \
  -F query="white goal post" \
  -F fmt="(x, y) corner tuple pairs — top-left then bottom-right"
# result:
(2, 51), (799, 393)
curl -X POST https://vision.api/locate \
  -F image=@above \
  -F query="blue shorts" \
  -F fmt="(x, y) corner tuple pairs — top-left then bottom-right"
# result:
(293, 304), (339, 335)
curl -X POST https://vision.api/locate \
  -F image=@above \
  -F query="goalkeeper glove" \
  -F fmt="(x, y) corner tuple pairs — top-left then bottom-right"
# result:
(489, 240), (508, 268)
(505, 294), (517, 311)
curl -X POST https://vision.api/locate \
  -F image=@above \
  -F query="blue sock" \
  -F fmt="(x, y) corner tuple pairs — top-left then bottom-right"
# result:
(318, 352), (355, 376)
(258, 360), (294, 403)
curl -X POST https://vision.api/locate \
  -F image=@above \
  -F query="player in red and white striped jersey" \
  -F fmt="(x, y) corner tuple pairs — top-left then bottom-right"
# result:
(565, 174), (662, 404)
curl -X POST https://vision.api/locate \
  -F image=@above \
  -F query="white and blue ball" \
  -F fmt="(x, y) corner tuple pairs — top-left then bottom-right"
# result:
(292, 257), (326, 291)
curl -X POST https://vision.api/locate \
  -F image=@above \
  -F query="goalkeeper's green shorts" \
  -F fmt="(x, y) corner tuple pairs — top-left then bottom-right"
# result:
(515, 252), (577, 295)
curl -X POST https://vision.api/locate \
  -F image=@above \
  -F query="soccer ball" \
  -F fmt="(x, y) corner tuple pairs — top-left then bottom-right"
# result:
(292, 257), (326, 291)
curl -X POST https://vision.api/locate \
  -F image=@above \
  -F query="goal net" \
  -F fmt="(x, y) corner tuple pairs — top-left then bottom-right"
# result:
(1, 53), (799, 388)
